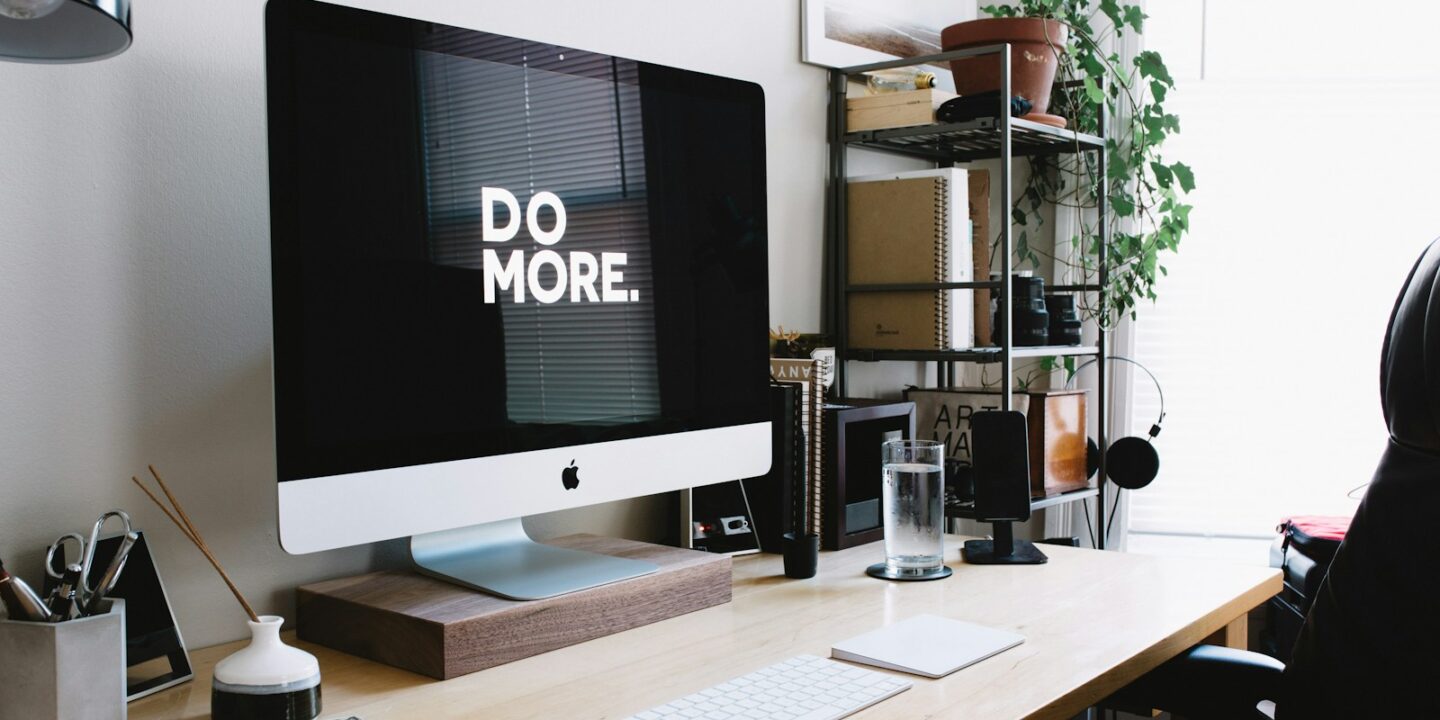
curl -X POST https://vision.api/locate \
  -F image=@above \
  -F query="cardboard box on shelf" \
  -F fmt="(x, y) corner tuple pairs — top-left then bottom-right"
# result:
(845, 88), (957, 132)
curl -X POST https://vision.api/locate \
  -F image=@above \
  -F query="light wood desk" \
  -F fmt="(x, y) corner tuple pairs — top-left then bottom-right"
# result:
(131, 536), (1279, 720)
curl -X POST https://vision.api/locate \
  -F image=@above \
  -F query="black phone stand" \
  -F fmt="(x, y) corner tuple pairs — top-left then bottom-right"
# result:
(962, 521), (1048, 565)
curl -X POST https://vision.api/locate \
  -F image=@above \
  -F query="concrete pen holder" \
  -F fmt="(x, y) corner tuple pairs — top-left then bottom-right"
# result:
(0, 598), (126, 720)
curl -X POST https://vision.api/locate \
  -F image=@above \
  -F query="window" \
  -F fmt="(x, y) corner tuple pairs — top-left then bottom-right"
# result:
(1127, 1), (1440, 544)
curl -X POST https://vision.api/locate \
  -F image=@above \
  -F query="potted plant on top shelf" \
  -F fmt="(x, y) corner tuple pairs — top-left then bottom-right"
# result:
(940, 0), (1194, 333)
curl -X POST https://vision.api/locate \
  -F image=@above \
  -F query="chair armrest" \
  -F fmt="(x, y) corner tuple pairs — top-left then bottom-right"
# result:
(1103, 645), (1284, 720)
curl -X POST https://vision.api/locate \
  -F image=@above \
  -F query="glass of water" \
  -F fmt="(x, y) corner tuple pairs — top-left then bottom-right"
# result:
(869, 439), (951, 580)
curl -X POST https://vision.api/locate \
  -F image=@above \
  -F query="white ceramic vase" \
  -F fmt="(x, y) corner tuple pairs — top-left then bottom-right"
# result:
(211, 615), (322, 720)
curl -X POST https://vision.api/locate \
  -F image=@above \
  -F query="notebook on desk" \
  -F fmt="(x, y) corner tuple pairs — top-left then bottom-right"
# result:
(831, 614), (1024, 678)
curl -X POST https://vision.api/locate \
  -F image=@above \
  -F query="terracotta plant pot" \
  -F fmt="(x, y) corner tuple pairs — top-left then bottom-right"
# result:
(940, 18), (1068, 116)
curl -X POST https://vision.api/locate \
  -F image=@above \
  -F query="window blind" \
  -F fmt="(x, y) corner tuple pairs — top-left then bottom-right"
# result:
(417, 35), (659, 425)
(1125, 78), (1440, 538)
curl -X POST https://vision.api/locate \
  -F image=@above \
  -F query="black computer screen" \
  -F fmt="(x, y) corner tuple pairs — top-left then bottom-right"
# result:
(265, 0), (769, 482)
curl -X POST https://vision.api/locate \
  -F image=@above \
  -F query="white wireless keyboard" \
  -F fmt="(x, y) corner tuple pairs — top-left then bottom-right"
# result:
(625, 654), (912, 720)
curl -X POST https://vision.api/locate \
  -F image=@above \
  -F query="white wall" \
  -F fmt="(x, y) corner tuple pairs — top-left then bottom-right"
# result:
(0, 0), (981, 646)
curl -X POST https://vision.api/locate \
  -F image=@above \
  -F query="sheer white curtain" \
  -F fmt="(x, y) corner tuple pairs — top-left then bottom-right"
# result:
(1049, 4), (1143, 549)
(1126, 1), (1440, 559)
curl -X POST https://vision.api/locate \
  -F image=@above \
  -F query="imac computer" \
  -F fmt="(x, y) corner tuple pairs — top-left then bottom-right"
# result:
(265, 0), (771, 600)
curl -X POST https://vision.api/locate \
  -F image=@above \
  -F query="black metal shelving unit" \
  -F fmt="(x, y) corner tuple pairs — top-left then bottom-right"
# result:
(825, 45), (1112, 548)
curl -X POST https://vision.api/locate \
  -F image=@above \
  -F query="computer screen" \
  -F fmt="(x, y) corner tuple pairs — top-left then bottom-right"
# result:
(267, 0), (770, 556)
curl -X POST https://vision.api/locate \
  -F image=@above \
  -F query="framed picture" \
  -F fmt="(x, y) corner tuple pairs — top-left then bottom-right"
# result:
(800, 0), (969, 88)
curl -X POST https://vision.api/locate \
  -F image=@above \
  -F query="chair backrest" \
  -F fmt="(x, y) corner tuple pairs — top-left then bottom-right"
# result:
(1380, 238), (1440, 453)
(1280, 238), (1440, 717)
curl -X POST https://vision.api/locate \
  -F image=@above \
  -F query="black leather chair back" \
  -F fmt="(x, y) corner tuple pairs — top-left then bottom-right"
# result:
(1281, 239), (1440, 717)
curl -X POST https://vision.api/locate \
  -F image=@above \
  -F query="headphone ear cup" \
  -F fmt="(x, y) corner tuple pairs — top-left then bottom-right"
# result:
(1107, 436), (1159, 490)
(1086, 438), (1101, 480)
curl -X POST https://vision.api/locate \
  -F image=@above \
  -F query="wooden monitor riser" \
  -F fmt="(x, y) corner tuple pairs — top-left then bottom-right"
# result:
(296, 534), (730, 680)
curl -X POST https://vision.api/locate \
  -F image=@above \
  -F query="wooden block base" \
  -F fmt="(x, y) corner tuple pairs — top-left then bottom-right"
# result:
(296, 534), (731, 680)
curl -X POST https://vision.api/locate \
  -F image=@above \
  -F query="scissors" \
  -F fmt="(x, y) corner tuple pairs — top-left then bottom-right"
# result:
(45, 509), (133, 594)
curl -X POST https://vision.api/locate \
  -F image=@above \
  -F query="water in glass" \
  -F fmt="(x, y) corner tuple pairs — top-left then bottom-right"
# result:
(882, 461), (944, 573)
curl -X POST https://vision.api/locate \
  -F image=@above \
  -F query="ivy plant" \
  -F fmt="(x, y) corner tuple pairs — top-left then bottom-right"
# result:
(981, 0), (1193, 326)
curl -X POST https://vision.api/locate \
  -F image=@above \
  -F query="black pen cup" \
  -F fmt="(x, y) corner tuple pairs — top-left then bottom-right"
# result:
(782, 532), (820, 579)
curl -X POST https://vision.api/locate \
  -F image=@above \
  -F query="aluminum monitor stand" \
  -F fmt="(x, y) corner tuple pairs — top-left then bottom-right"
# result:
(410, 517), (659, 600)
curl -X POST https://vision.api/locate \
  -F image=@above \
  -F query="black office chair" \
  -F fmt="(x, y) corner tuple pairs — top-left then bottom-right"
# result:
(1107, 238), (1440, 719)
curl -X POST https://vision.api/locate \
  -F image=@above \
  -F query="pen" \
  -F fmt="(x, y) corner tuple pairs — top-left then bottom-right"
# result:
(82, 530), (137, 616)
(49, 563), (82, 622)
(0, 559), (56, 623)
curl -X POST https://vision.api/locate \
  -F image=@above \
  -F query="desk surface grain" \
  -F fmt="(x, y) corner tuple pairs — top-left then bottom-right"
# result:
(129, 536), (1280, 720)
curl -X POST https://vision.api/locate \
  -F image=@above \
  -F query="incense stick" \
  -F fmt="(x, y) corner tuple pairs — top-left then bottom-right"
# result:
(129, 477), (197, 545)
(132, 467), (259, 622)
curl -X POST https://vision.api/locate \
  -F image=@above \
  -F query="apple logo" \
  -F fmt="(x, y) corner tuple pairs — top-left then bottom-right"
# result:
(562, 459), (580, 490)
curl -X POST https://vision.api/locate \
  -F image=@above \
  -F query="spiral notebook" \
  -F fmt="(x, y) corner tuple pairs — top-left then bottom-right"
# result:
(846, 169), (973, 350)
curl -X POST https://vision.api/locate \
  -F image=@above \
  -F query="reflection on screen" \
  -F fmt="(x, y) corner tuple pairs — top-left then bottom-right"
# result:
(418, 46), (660, 425)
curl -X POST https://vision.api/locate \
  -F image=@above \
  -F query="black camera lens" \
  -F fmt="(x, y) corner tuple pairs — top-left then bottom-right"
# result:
(1045, 294), (1083, 346)
(993, 275), (1050, 346)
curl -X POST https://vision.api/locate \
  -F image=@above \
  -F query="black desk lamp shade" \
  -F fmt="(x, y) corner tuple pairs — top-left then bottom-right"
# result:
(0, 0), (131, 63)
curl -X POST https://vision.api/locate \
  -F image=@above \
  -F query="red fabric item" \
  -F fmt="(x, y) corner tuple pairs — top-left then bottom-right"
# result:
(1280, 515), (1351, 542)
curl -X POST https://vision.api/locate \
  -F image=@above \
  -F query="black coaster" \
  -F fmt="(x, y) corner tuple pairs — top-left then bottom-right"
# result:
(865, 563), (953, 581)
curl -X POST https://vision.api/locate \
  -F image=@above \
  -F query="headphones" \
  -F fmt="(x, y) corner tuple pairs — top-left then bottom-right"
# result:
(1066, 356), (1166, 491)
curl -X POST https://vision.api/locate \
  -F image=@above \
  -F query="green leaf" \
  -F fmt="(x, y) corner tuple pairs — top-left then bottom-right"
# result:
(1110, 193), (1135, 217)
(1171, 162), (1195, 192)
(1012, 206), (1028, 226)
(1142, 114), (1167, 142)
(1082, 76), (1106, 104)
(1150, 161), (1173, 188)
(1099, 0), (1124, 30)
(1135, 50), (1174, 86)
(1149, 79), (1167, 103)
(1123, 5), (1147, 32)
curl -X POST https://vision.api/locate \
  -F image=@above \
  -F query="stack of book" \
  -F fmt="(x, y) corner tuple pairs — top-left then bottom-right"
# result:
(846, 168), (990, 351)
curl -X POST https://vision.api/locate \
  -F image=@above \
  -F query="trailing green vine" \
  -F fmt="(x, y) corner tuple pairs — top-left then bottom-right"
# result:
(981, 0), (1193, 326)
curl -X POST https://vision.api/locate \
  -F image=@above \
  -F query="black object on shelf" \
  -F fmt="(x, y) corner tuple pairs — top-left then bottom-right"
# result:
(962, 410), (1048, 565)
(936, 91), (1032, 123)
(821, 399), (917, 551)
(992, 275), (1049, 347)
(1045, 294), (1084, 346)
